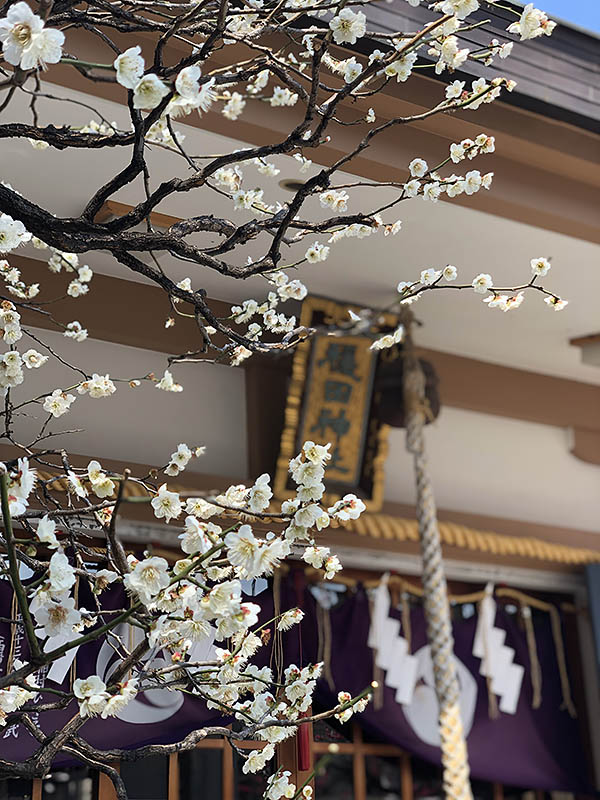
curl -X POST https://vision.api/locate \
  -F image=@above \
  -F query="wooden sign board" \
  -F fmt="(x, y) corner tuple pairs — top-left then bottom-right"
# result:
(274, 296), (392, 512)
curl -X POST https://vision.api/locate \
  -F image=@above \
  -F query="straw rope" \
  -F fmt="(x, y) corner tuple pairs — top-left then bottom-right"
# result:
(32, 472), (600, 566)
(521, 605), (542, 709)
(401, 314), (473, 800)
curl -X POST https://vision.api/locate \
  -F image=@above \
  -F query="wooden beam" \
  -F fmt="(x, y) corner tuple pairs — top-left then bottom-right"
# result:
(419, 347), (600, 435)
(38, 25), (600, 245)
(12, 252), (600, 436)
(570, 333), (600, 348)
(12, 253), (600, 464)
(11, 254), (232, 356)
(570, 427), (600, 466)
(95, 200), (182, 230)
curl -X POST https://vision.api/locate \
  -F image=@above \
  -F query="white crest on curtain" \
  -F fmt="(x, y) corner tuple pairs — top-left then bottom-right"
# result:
(402, 644), (477, 746)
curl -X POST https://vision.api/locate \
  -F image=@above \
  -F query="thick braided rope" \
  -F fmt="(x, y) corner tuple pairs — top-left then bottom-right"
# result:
(402, 325), (473, 800)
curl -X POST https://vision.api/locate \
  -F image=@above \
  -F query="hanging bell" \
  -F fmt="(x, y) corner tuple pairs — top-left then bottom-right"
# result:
(374, 345), (441, 428)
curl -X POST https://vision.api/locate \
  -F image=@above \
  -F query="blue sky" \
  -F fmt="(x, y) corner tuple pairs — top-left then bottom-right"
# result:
(530, 0), (600, 33)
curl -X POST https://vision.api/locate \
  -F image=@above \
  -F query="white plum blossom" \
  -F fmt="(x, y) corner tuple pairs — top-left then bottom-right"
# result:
(0, 214), (31, 253)
(484, 291), (524, 312)
(531, 257), (551, 277)
(302, 545), (329, 570)
(48, 551), (76, 594)
(22, 349), (48, 369)
(175, 65), (201, 100)
(472, 273), (494, 294)
(43, 389), (76, 418)
(165, 442), (193, 476)
(0, 682), (36, 724)
(179, 517), (220, 555)
(420, 268), (442, 286)
(443, 265), (458, 281)
(186, 497), (218, 519)
(248, 473), (273, 513)
(544, 296), (568, 311)
(385, 52), (418, 82)
(328, 494), (366, 521)
(232, 188), (263, 210)
(440, 0), (479, 17)
(370, 325), (404, 351)
(64, 321), (88, 342)
(403, 179), (420, 197)
(114, 46), (145, 89)
(305, 242), (329, 263)
(225, 526), (262, 577)
(507, 4), (556, 40)
(35, 515), (59, 549)
(124, 556), (170, 605)
(265, 770), (296, 800)
(408, 158), (428, 178)
(78, 265), (93, 283)
(329, 8), (366, 45)
(433, 36), (469, 74)
(156, 370), (183, 392)
(445, 175), (471, 197)
(5, 458), (36, 517)
(464, 170), (483, 195)
(278, 608), (304, 631)
(423, 182), (442, 202)
(151, 484), (182, 522)
(78, 374), (116, 398)
(74, 676), (109, 717)
(324, 554), (343, 580)
(101, 679), (138, 718)
(87, 460), (115, 498)
(0, 2), (64, 70)
(278, 280), (307, 302)
(222, 92), (246, 120)
(319, 190), (349, 212)
(342, 57), (363, 84)
(269, 87), (298, 107)
(34, 595), (81, 639)
(67, 471), (88, 499)
(243, 744), (276, 774)
(94, 569), (118, 594)
(133, 74), (170, 110)
(446, 80), (465, 99)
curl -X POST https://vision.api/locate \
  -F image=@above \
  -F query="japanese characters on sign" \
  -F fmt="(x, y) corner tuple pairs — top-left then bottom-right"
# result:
(274, 296), (391, 511)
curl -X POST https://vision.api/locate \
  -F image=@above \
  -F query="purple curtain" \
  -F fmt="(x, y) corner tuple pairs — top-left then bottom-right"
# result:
(0, 574), (592, 791)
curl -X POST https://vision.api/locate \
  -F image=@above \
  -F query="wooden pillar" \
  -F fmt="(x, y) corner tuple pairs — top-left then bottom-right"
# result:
(168, 754), (179, 800)
(97, 766), (119, 800)
(244, 357), (290, 479)
(493, 783), (504, 800)
(32, 779), (42, 800)
(222, 744), (234, 800)
(400, 752), (413, 800)
(352, 723), (367, 800)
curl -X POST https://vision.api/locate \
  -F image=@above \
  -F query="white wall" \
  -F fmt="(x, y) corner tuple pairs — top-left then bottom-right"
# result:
(11, 328), (247, 478)
(384, 406), (600, 533)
